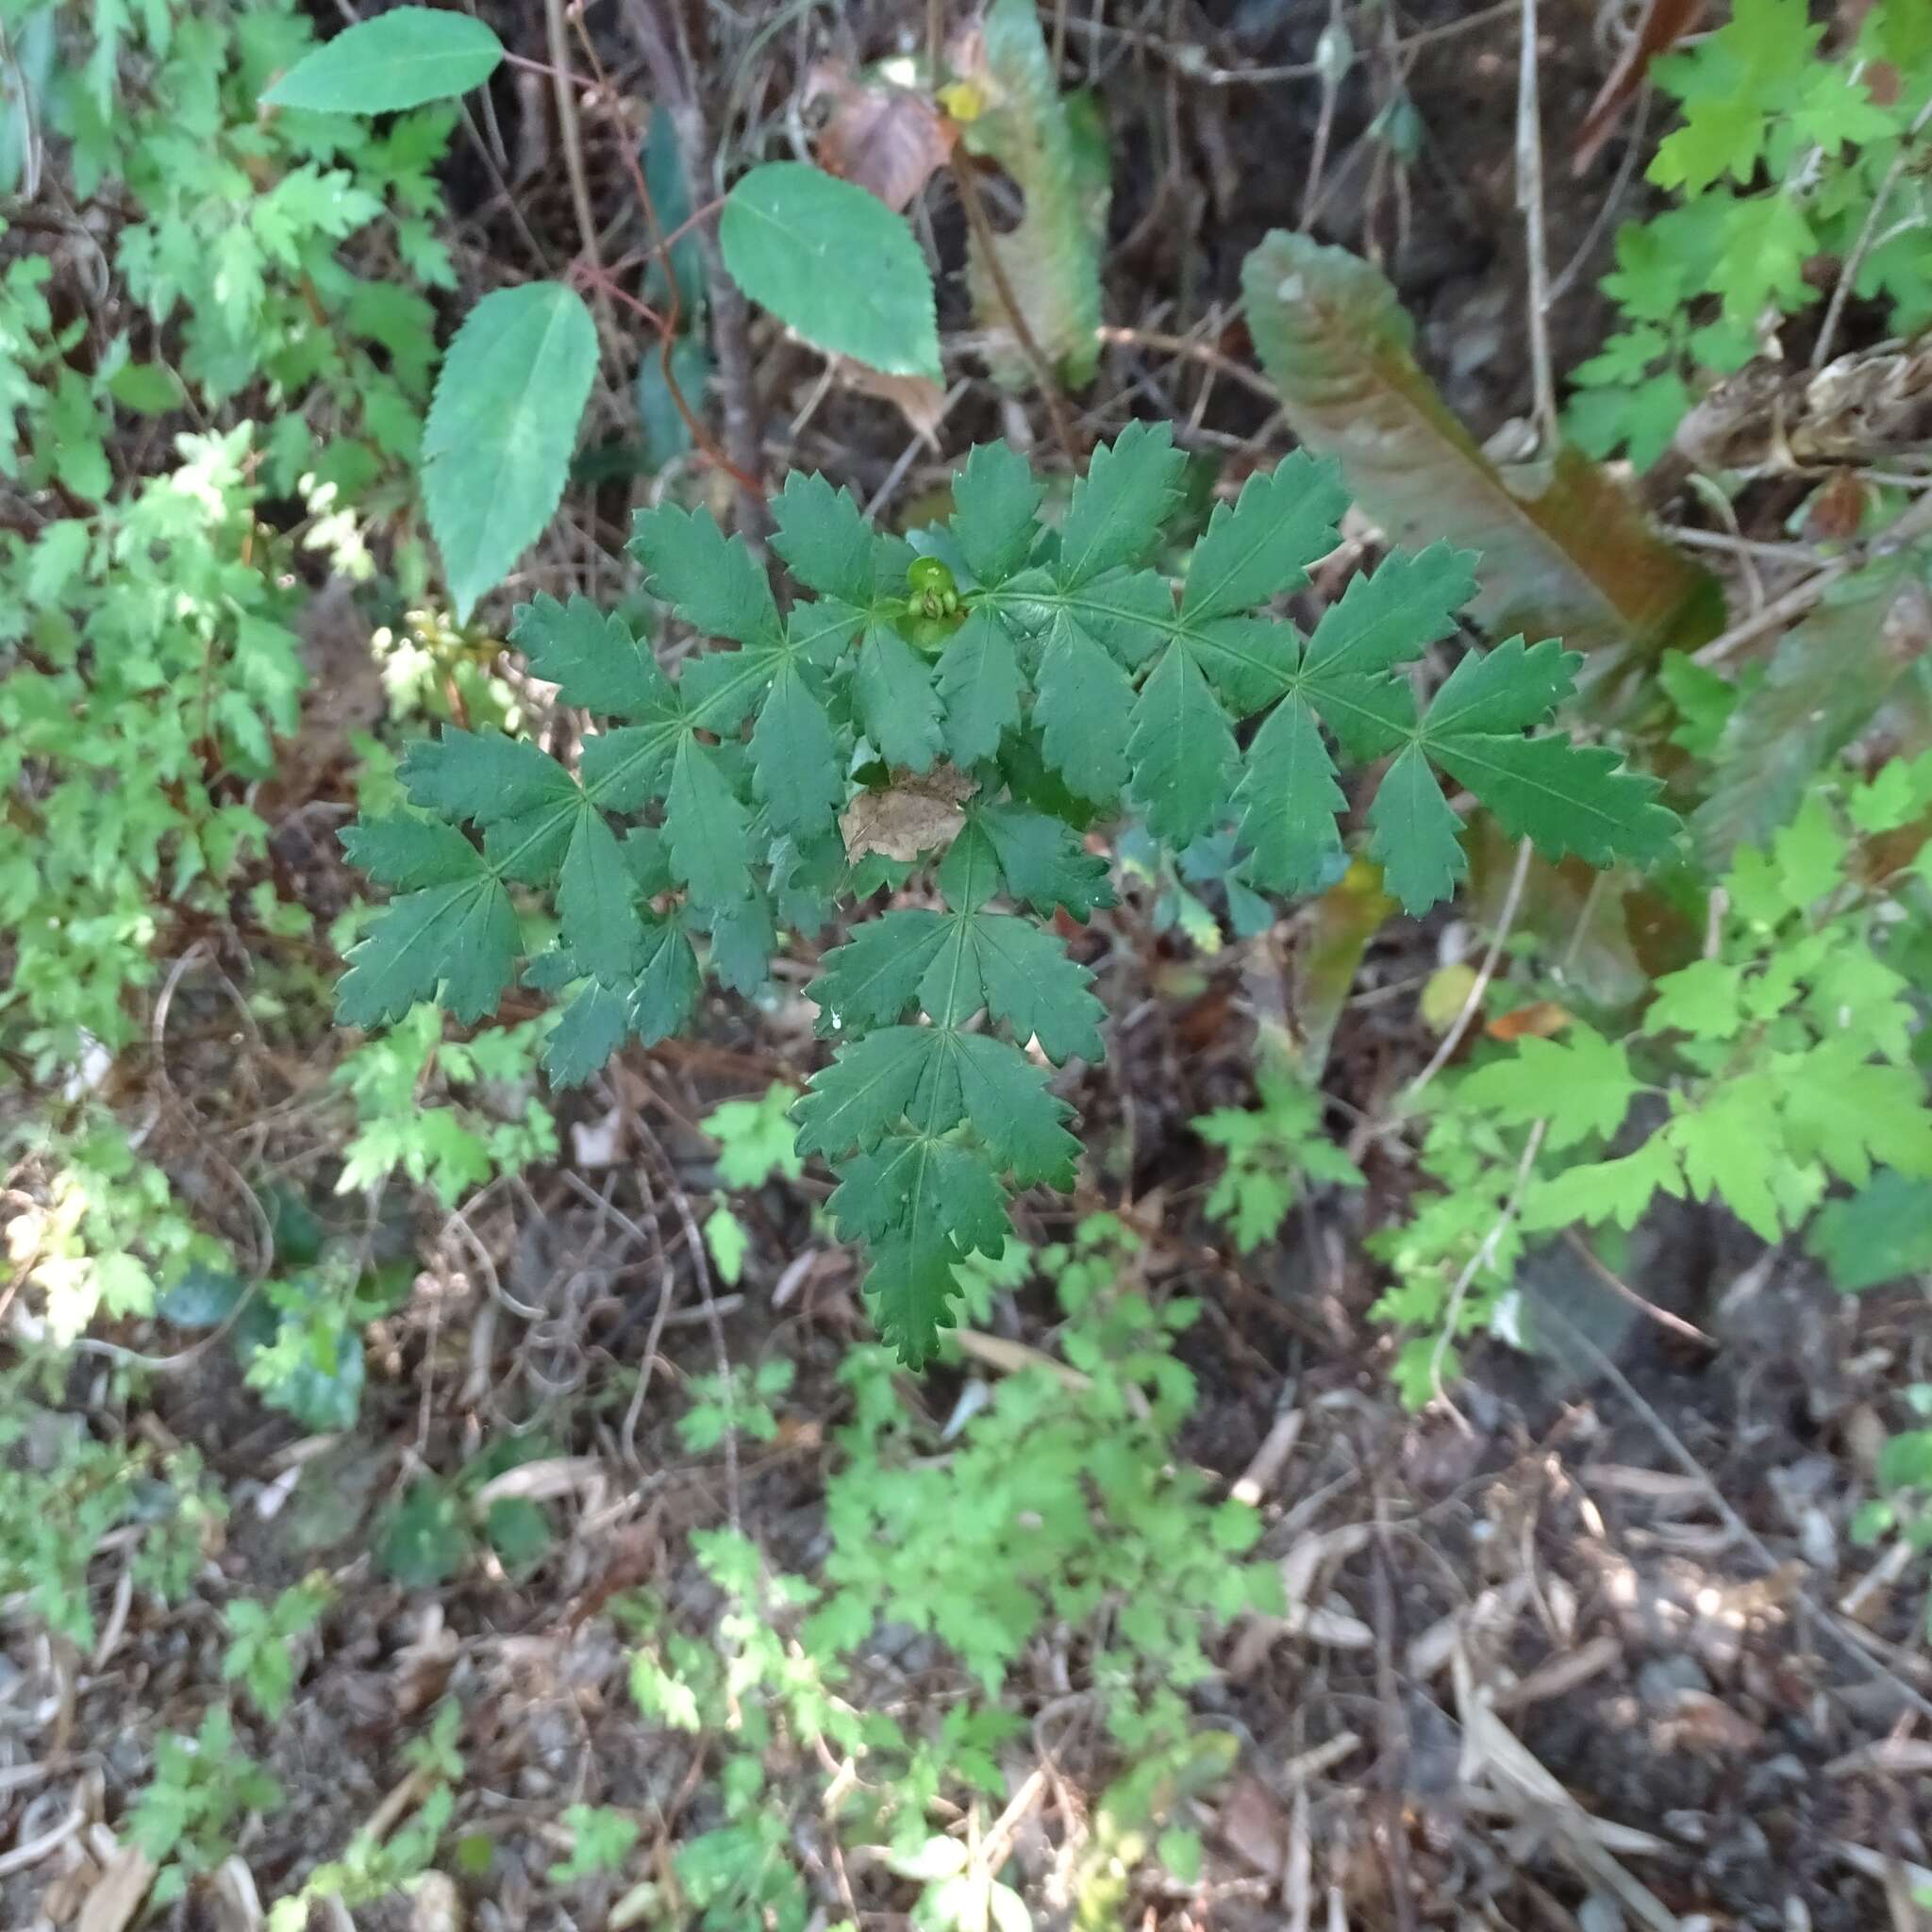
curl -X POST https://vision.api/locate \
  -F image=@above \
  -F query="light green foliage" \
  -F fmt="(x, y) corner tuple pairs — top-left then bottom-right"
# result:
(721, 160), (941, 379)
(548, 1804), (641, 1884)
(222, 1576), (332, 1720)
(261, 6), (503, 114)
(421, 282), (600, 619)
(1851, 1386), (1932, 1641)
(1195, 1060), (1363, 1252)
(3, 0), (451, 1341)
(1570, 0), (1932, 466)
(1375, 762), (1932, 1405)
(269, 1705), (463, 1928)
(129, 1705), (282, 1906)
(619, 1227), (1266, 1922)
(338, 433), (1674, 1364)
(332, 1005), (558, 1207)
(0, 1407), (219, 1646)
(678, 1358), (795, 1454)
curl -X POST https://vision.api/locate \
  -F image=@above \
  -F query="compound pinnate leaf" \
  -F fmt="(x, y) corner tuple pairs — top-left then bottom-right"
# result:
(545, 981), (630, 1087)
(750, 665), (844, 839)
(810, 908), (947, 1034)
(630, 918), (701, 1044)
(1366, 741), (1466, 914)
(664, 737), (753, 910)
(1303, 543), (1475, 680)
(950, 441), (1043, 586)
(1235, 695), (1345, 896)
(402, 728), (579, 825)
(721, 161), (941, 379)
(972, 803), (1114, 919)
(558, 808), (644, 985)
(852, 627), (943, 772)
(630, 502), (781, 645)
(340, 815), (482, 891)
(1033, 620), (1137, 802)
(423, 282), (597, 621)
(1182, 453), (1348, 625)
(795, 1025), (948, 1158)
(337, 874), (518, 1030)
(950, 1031), (1079, 1188)
(511, 594), (673, 720)
(936, 607), (1024, 765)
(772, 471), (910, 607)
(262, 7), (503, 113)
(1126, 641), (1240, 845)
(1057, 420), (1185, 587)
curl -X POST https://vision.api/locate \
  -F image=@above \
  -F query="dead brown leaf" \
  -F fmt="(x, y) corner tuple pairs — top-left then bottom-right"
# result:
(828, 356), (950, 449)
(840, 769), (977, 863)
(75, 1846), (156, 1932)
(816, 75), (952, 212)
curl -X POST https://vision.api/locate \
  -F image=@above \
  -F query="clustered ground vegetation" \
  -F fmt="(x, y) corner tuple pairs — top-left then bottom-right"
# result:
(3, 1), (1932, 1928)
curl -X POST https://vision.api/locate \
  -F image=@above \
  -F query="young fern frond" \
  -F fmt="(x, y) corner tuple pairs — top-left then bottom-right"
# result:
(335, 428), (1677, 1361)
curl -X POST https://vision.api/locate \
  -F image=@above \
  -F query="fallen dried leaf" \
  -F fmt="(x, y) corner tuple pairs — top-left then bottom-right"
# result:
(817, 75), (953, 211)
(75, 1845), (155, 1932)
(828, 356), (950, 448)
(840, 769), (977, 862)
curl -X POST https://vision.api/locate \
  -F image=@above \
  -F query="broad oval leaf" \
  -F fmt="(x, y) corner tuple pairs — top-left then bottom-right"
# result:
(720, 161), (941, 379)
(261, 7), (504, 114)
(423, 282), (598, 621)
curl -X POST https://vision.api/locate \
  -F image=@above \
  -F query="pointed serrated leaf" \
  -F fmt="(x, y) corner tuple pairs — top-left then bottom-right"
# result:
(340, 815), (482, 891)
(1424, 635), (1578, 736)
(964, 915), (1105, 1063)
(1236, 695), (1346, 895)
(1182, 453), (1348, 623)
(421, 283), (596, 621)
(852, 628), (942, 772)
(665, 736), (753, 908)
(1189, 614), (1301, 715)
(1126, 641), (1239, 845)
(1057, 421), (1184, 586)
(949, 1032), (1079, 1187)
(1034, 621), (1136, 804)
(708, 887), (776, 995)
(544, 981), (630, 1087)
(951, 441), (1043, 586)
(1429, 733), (1678, 869)
(1303, 543), (1475, 678)
(862, 1227), (964, 1365)
(772, 470), (911, 605)
(750, 664), (844, 839)
(794, 1025), (945, 1158)
(629, 917), (701, 1044)
(558, 808), (644, 984)
(1366, 741), (1464, 913)
(973, 803), (1114, 918)
(511, 594), (672, 720)
(936, 607), (1024, 765)
(336, 876), (518, 1029)
(581, 720), (684, 810)
(629, 501), (781, 644)
(401, 727), (577, 825)
(810, 908), (948, 1034)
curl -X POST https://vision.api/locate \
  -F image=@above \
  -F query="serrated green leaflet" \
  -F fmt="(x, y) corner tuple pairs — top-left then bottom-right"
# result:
(511, 595), (672, 720)
(422, 283), (597, 621)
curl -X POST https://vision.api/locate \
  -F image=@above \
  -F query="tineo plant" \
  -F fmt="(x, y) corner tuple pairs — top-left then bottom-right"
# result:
(333, 426), (1676, 1361)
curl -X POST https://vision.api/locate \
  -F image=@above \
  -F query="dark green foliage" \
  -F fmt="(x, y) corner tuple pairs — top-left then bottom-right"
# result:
(336, 432), (1676, 1361)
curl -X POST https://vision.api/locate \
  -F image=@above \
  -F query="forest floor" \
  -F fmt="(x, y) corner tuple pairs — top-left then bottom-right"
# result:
(5, 3), (1932, 1930)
